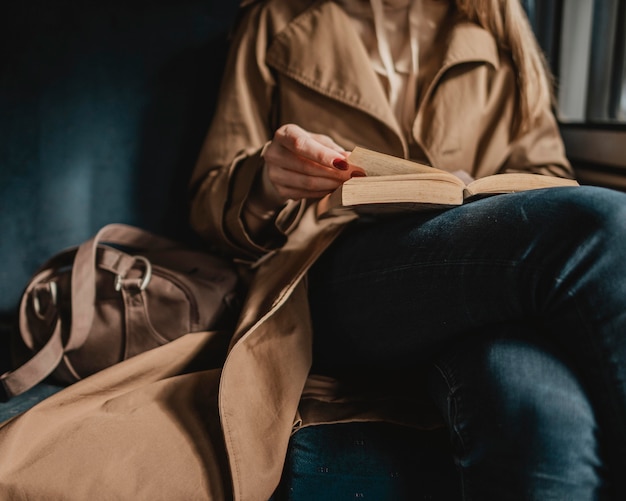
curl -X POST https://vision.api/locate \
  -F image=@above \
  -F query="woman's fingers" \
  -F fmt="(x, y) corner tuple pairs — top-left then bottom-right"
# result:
(265, 158), (346, 200)
(309, 132), (348, 155)
(262, 124), (354, 200)
(272, 124), (347, 173)
(266, 163), (345, 197)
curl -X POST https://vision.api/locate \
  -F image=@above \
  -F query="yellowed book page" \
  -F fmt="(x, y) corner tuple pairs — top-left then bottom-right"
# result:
(465, 173), (579, 197)
(341, 173), (465, 205)
(317, 172), (465, 217)
(347, 147), (439, 176)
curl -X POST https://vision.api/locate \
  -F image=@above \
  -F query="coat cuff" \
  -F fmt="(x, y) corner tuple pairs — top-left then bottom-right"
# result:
(225, 151), (305, 261)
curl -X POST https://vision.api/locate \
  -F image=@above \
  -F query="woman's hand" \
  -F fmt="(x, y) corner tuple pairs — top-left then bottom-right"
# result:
(260, 124), (364, 203)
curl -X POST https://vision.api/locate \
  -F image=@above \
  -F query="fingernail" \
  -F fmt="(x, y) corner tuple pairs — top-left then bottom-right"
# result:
(333, 158), (349, 170)
(350, 171), (366, 178)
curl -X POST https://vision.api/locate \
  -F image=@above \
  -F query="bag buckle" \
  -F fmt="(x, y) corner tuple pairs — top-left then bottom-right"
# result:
(32, 281), (58, 320)
(114, 255), (152, 291)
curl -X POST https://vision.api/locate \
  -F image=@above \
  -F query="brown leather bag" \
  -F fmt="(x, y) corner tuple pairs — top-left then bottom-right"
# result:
(1, 224), (239, 399)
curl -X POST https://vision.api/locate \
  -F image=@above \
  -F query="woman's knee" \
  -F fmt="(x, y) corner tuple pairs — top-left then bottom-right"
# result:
(529, 186), (626, 241)
(428, 336), (607, 498)
(479, 338), (597, 445)
(429, 337), (604, 487)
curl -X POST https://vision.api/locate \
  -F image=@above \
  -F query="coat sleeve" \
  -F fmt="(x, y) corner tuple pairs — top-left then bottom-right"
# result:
(500, 104), (574, 179)
(189, 4), (305, 262)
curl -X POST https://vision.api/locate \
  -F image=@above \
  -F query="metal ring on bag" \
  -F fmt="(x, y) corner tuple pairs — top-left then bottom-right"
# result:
(32, 281), (58, 320)
(114, 255), (152, 291)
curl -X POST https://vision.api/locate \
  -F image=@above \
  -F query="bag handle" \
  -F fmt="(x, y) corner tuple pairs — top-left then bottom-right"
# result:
(68, 224), (184, 352)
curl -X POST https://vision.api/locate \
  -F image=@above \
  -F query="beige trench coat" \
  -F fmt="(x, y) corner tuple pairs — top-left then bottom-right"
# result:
(0, 0), (572, 500)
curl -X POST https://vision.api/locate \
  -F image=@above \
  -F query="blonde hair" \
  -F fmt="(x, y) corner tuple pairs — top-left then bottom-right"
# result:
(455, 0), (553, 133)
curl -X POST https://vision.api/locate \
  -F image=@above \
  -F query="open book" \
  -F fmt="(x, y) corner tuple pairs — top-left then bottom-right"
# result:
(318, 147), (579, 216)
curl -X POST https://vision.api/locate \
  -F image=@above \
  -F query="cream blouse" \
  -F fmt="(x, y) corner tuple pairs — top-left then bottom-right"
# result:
(335, 0), (453, 145)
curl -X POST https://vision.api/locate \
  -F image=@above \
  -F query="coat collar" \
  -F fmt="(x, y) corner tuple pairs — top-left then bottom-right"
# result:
(266, 0), (500, 132)
(266, 0), (395, 128)
(442, 20), (500, 69)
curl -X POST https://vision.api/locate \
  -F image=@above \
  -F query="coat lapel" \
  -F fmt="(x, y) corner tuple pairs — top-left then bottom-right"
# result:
(266, 3), (502, 160)
(442, 21), (499, 69)
(266, 0), (401, 137)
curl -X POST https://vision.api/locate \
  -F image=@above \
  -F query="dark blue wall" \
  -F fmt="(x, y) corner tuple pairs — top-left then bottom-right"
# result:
(0, 1), (239, 368)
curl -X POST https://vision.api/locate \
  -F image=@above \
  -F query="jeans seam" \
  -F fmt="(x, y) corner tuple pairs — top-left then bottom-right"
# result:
(431, 362), (467, 454)
(323, 259), (545, 286)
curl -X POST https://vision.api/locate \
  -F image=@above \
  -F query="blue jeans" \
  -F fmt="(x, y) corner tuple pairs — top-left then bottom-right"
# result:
(276, 422), (458, 500)
(428, 334), (606, 500)
(277, 337), (603, 500)
(308, 186), (626, 499)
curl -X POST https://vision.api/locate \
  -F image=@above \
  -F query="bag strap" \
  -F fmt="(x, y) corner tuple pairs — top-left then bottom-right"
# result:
(17, 248), (76, 350)
(0, 321), (63, 400)
(1, 267), (65, 400)
(68, 224), (182, 351)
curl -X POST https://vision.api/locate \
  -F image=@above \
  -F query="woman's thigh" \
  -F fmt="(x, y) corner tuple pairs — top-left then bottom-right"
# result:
(308, 185), (626, 374)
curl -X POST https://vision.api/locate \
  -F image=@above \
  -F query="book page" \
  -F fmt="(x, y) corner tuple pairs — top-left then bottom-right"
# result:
(465, 173), (579, 197)
(317, 172), (466, 217)
(347, 147), (438, 176)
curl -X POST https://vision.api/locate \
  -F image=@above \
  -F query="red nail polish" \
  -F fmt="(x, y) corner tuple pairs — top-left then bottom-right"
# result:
(333, 158), (349, 170)
(350, 171), (366, 178)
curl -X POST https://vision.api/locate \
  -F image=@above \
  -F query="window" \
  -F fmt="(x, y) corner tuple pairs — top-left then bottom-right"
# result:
(524, 0), (626, 189)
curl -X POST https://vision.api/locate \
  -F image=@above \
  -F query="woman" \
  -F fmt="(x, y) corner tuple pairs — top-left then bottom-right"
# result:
(0, 1), (620, 500)
(189, 0), (624, 498)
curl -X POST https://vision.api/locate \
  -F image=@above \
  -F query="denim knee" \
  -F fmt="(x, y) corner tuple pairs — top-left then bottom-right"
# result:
(428, 336), (607, 500)
(522, 186), (626, 269)
(521, 185), (626, 232)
